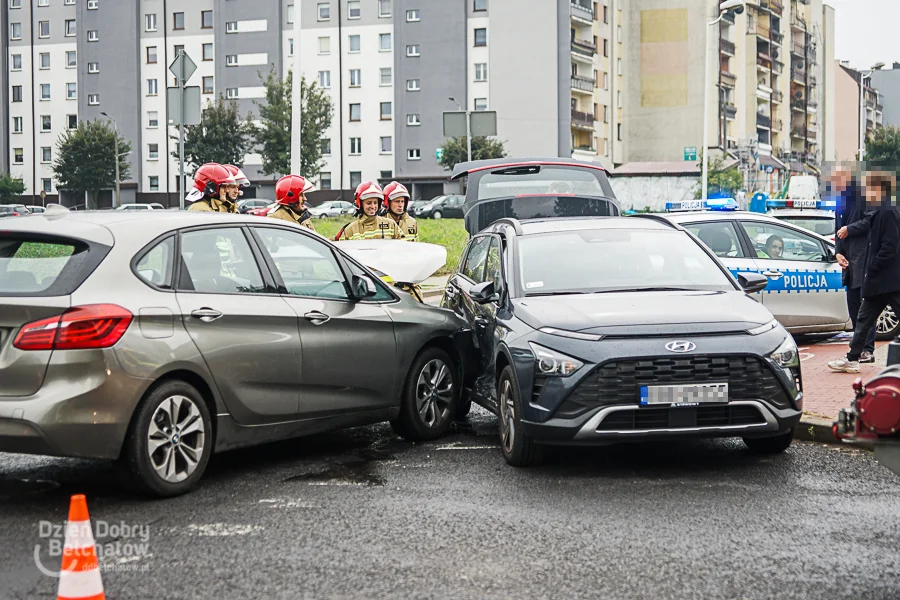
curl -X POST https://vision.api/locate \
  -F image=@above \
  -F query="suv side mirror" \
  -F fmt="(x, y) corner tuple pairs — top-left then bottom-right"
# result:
(352, 274), (377, 299)
(737, 272), (768, 294)
(470, 281), (499, 304)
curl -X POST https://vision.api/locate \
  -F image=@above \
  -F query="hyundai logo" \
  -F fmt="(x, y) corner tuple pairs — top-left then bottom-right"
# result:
(665, 341), (696, 353)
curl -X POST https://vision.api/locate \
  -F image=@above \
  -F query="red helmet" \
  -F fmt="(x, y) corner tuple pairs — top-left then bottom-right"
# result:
(275, 174), (314, 205)
(354, 181), (383, 209)
(187, 163), (236, 202)
(224, 165), (250, 187)
(382, 182), (411, 210)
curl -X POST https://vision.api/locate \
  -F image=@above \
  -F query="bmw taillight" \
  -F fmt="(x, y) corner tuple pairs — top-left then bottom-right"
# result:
(13, 304), (133, 351)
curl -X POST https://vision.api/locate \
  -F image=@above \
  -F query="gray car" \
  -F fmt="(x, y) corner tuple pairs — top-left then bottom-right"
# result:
(0, 210), (472, 496)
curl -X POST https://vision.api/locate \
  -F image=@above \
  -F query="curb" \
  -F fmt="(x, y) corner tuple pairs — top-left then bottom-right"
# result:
(795, 415), (874, 450)
(421, 287), (445, 300)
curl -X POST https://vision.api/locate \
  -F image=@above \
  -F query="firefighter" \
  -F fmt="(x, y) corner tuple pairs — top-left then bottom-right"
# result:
(383, 182), (419, 242)
(224, 165), (251, 204)
(334, 181), (402, 241)
(186, 163), (238, 213)
(267, 174), (316, 231)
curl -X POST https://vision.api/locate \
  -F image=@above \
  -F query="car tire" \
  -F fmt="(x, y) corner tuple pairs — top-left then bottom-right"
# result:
(391, 347), (458, 442)
(433, 211), (443, 219)
(876, 305), (900, 341)
(498, 366), (544, 467)
(116, 380), (213, 498)
(318, 214), (328, 220)
(743, 429), (794, 454)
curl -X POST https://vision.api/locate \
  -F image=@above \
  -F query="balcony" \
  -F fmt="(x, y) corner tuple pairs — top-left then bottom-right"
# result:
(753, 23), (771, 39)
(573, 144), (597, 155)
(571, 38), (597, 57)
(773, 90), (784, 103)
(791, 16), (807, 31)
(570, 75), (595, 93)
(791, 100), (806, 112)
(570, 1), (595, 24)
(791, 41), (806, 56)
(721, 71), (737, 87)
(720, 38), (736, 55)
(792, 70), (807, 85)
(757, 114), (772, 129)
(724, 104), (737, 120)
(723, 10), (736, 24)
(772, 31), (784, 45)
(571, 109), (595, 130)
(757, 56), (772, 70)
(769, 0), (785, 14)
(773, 118), (783, 131)
(808, 73), (817, 87)
(773, 60), (784, 74)
(791, 126), (805, 138)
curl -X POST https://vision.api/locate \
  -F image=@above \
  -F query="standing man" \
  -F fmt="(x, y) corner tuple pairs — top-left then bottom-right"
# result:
(833, 165), (876, 363)
(186, 163), (238, 213)
(267, 174), (316, 231)
(829, 172), (899, 373)
(335, 182), (402, 241)
(383, 182), (418, 241)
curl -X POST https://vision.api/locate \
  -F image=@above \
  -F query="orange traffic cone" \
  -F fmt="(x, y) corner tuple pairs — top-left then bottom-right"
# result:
(57, 494), (105, 600)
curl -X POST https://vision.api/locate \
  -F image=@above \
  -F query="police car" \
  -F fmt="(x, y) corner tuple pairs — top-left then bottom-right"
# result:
(765, 198), (836, 244)
(662, 199), (899, 340)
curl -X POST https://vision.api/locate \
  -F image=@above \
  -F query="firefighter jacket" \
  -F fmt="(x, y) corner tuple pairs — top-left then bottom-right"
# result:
(187, 197), (237, 213)
(335, 215), (403, 241)
(389, 212), (419, 241)
(267, 205), (316, 231)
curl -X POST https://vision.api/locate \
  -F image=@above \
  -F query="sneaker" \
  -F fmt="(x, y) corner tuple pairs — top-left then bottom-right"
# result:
(828, 358), (860, 373)
(859, 351), (875, 364)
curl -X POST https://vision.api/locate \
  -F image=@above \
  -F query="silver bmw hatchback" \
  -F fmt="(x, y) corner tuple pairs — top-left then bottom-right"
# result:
(0, 210), (472, 496)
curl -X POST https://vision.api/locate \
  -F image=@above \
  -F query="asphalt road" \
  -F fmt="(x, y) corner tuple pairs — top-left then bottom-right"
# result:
(1, 408), (899, 600)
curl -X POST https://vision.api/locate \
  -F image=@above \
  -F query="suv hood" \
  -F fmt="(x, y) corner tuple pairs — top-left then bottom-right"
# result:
(513, 291), (772, 336)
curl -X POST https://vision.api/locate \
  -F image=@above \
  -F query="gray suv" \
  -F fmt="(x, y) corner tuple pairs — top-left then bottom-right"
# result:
(0, 211), (472, 496)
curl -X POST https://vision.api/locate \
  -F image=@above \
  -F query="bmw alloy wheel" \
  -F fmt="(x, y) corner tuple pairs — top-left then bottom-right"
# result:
(877, 305), (899, 337)
(415, 359), (453, 428)
(499, 379), (515, 455)
(147, 395), (206, 483)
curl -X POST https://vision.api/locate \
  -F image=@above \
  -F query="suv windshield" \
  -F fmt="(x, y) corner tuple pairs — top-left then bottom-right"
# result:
(518, 228), (734, 295)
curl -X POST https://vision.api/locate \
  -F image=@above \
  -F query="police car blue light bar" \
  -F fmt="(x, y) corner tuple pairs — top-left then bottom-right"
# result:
(665, 198), (739, 212)
(765, 199), (837, 210)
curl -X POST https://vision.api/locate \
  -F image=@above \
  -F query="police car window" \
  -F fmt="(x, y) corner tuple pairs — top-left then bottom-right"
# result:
(462, 236), (491, 282)
(178, 228), (265, 294)
(685, 222), (745, 258)
(484, 237), (502, 290)
(254, 228), (350, 300)
(740, 221), (827, 262)
(477, 166), (607, 200)
(776, 216), (835, 237)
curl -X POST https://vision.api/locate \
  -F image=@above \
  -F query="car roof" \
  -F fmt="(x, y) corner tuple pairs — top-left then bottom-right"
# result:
(487, 216), (675, 237)
(450, 157), (610, 180)
(663, 210), (781, 224)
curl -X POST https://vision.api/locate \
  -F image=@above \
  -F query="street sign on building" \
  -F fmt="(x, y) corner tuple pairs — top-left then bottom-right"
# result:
(684, 146), (698, 161)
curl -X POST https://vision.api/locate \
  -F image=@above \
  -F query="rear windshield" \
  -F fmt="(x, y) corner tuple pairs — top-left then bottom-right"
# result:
(0, 236), (98, 296)
(468, 196), (618, 234)
(477, 166), (613, 200)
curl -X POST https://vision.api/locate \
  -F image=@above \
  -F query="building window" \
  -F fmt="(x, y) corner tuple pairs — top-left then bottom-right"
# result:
(145, 14), (158, 31)
(318, 71), (331, 88)
(617, 90), (622, 107)
(88, 30), (99, 42)
(41, 115), (51, 131)
(380, 68), (393, 86)
(11, 54), (22, 71)
(37, 0), (48, 5)
(349, 171), (362, 188)
(603, 5), (608, 23)
(381, 136), (392, 153)
(406, 45), (420, 57)
(226, 88), (238, 99)
(349, 69), (361, 87)
(379, 33), (392, 51)
(12, 86), (23, 103)
(604, 72), (609, 90)
(14, 149), (24, 165)
(173, 12), (184, 30)
(226, 21), (238, 33)
(289, 38), (294, 56)
(603, 139), (609, 155)
(203, 43), (214, 61)
(226, 55), (238, 66)
(380, 102), (392, 120)
(147, 79), (159, 96)
(618, 25), (622, 43)
(148, 144), (159, 160)
(287, 4), (294, 24)
(203, 76), (214, 94)
(474, 98), (488, 111)
(88, 94), (100, 105)
(349, 35), (361, 53)
(42, 147), (52, 163)
(318, 2), (330, 20)
(603, 105), (609, 123)
(617, 58), (622, 75)
(42, 179), (52, 194)
(318, 37), (331, 55)
(408, 148), (421, 161)
(10, 0), (21, 7)
(65, 19), (76, 37)
(174, 45), (185, 58)
(380, 170), (392, 179)
(66, 51), (77, 68)
(603, 39), (609, 57)
(475, 63), (488, 81)
(349, 138), (362, 155)
(617, 123), (622, 141)
(88, 62), (99, 74)
(320, 172), (332, 190)
(348, 1), (361, 19)
(40, 84), (51, 101)
(379, 0), (392, 17)
(67, 83), (77, 99)
(320, 139), (332, 155)
(474, 0), (487, 10)
(202, 10), (213, 29)
(147, 47), (158, 64)
(148, 111), (159, 128)
(13, 117), (23, 133)
(88, 0), (98, 9)
(349, 103), (361, 121)
(406, 79), (420, 92)
(40, 53), (50, 69)
(10, 23), (22, 40)
(407, 9), (420, 22)
(474, 28), (487, 47)
(149, 176), (160, 192)
(407, 114), (421, 126)
(67, 115), (77, 130)
(39, 21), (49, 38)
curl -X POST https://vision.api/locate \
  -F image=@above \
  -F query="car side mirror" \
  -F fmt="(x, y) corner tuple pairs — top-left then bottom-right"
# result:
(352, 274), (377, 299)
(470, 281), (499, 304)
(824, 247), (837, 262)
(737, 272), (768, 294)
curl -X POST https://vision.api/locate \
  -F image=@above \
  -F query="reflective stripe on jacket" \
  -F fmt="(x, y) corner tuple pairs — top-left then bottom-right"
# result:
(335, 215), (402, 241)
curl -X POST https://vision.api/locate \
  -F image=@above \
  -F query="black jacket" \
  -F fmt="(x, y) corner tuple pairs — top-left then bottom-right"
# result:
(834, 182), (871, 289)
(862, 207), (900, 298)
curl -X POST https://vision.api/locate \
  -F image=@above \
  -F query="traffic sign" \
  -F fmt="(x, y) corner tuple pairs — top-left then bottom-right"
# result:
(167, 86), (201, 126)
(684, 146), (697, 161)
(169, 51), (197, 84)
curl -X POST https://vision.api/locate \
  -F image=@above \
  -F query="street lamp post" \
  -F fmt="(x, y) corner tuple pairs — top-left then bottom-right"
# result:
(100, 112), (120, 209)
(702, 1), (746, 202)
(448, 97), (472, 163)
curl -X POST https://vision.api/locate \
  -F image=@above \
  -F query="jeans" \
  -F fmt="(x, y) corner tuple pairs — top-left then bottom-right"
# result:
(847, 286), (877, 354)
(847, 292), (900, 360)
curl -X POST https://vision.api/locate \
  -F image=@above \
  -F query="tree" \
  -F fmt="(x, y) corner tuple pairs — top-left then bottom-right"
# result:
(694, 154), (744, 199)
(174, 96), (255, 168)
(53, 120), (131, 209)
(0, 173), (26, 204)
(437, 136), (507, 171)
(864, 126), (900, 162)
(254, 69), (334, 180)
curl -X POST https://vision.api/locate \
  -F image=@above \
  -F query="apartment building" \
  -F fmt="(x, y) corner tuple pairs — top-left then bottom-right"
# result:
(835, 62), (885, 162)
(870, 63), (900, 129)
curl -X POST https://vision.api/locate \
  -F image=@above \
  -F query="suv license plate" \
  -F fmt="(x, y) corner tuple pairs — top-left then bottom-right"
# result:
(640, 383), (729, 406)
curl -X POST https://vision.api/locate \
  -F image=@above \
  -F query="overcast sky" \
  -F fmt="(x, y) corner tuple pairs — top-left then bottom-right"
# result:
(826, 0), (900, 70)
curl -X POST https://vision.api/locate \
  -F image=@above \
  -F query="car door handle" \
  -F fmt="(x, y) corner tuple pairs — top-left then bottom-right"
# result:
(304, 311), (331, 325)
(762, 270), (784, 279)
(191, 308), (223, 322)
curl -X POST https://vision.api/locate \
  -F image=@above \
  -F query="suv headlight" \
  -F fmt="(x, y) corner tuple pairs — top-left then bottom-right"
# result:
(769, 336), (800, 368)
(528, 343), (583, 377)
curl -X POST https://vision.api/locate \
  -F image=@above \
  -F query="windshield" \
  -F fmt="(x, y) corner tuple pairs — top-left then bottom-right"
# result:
(518, 228), (734, 295)
(427, 196), (447, 205)
(777, 216), (835, 237)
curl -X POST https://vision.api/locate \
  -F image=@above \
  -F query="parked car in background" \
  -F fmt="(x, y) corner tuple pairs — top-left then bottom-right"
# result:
(24, 206), (46, 214)
(414, 195), (465, 219)
(116, 203), (165, 211)
(407, 200), (428, 213)
(247, 203), (276, 217)
(237, 199), (272, 214)
(0, 205), (31, 218)
(309, 200), (356, 219)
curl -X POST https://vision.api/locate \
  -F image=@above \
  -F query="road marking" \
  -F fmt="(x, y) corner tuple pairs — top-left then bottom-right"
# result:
(258, 499), (317, 509)
(798, 347), (815, 361)
(435, 444), (499, 451)
(181, 524), (264, 537)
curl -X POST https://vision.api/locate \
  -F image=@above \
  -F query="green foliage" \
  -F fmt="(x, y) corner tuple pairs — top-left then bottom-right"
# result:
(437, 136), (507, 171)
(175, 96), (255, 168)
(694, 154), (744, 199)
(864, 126), (900, 162)
(53, 119), (131, 208)
(254, 69), (334, 180)
(0, 173), (26, 203)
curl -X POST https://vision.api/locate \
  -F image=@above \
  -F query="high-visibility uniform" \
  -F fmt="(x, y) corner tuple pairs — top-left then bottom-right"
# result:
(335, 215), (403, 241)
(188, 197), (237, 213)
(267, 205), (316, 231)
(389, 212), (419, 242)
